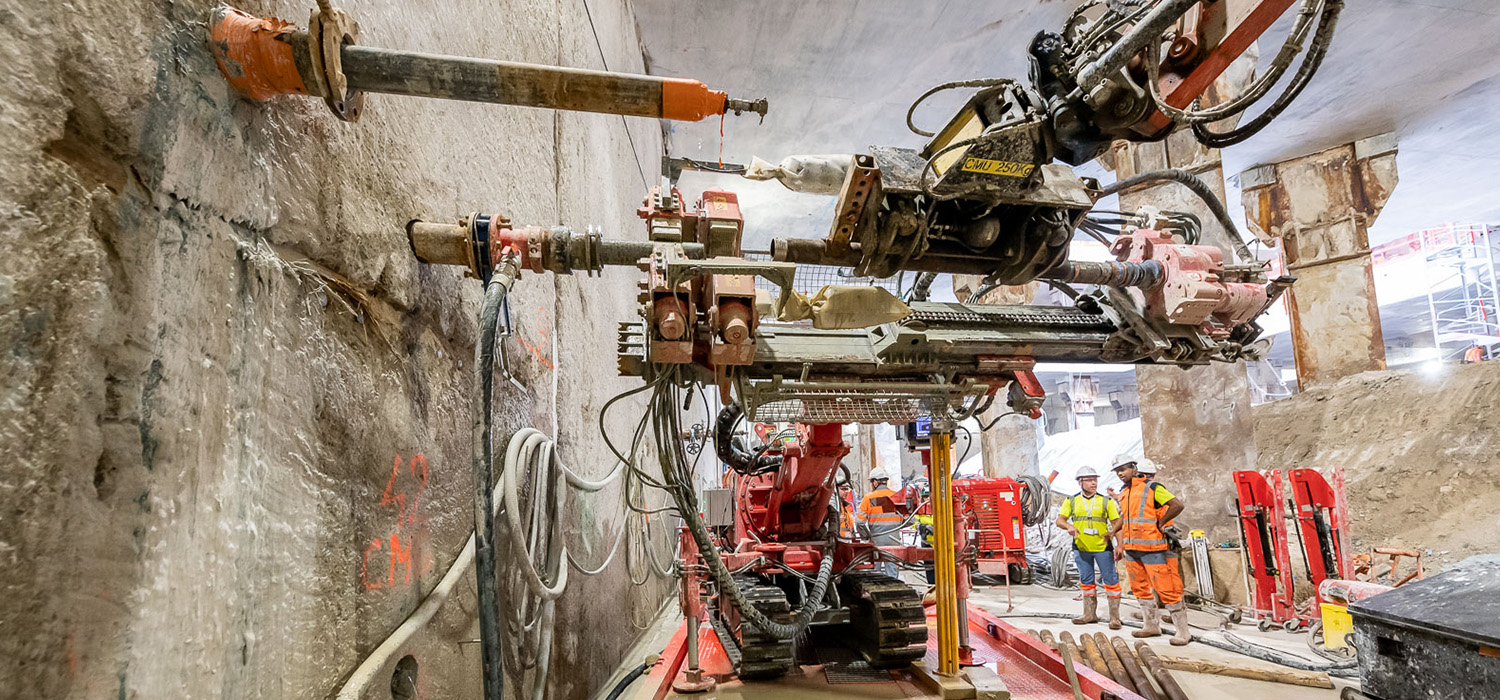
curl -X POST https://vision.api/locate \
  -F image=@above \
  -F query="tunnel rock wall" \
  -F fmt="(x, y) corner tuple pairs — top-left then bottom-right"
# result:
(0, 0), (671, 698)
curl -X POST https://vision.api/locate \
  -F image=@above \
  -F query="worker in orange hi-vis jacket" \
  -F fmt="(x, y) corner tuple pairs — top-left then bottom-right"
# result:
(857, 466), (907, 578)
(837, 477), (857, 538)
(1108, 455), (1191, 646)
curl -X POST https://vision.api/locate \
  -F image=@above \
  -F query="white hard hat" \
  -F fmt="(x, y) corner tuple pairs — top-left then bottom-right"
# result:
(1135, 458), (1158, 475)
(1112, 453), (1137, 470)
(1076, 466), (1099, 479)
(869, 467), (890, 481)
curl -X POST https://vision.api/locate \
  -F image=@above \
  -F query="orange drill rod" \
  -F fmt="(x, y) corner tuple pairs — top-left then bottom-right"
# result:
(208, 5), (766, 123)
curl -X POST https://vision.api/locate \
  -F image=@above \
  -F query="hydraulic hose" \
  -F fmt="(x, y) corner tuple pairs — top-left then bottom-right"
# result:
(473, 259), (522, 700)
(602, 662), (649, 700)
(713, 404), (781, 474)
(1096, 169), (1255, 264)
(1193, 0), (1345, 148)
(654, 372), (835, 640)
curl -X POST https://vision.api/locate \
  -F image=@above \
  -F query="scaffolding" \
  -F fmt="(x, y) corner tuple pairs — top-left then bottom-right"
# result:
(1420, 224), (1500, 361)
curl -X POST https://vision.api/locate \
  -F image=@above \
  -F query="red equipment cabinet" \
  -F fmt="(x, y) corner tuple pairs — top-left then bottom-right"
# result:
(954, 478), (1032, 583)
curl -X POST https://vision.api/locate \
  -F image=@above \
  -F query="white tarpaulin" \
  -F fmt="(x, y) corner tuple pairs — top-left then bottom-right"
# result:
(1037, 418), (1144, 498)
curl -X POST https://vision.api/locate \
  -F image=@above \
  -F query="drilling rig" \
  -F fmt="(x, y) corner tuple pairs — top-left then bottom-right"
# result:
(391, 0), (1340, 695)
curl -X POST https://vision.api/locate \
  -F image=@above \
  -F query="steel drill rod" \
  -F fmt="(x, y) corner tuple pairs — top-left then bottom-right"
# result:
(1092, 632), (1138, 693)
(1075, 632), (1112, 677)
(1135, 643), (1191, 700)
(1110, 636), (1161, 700)
(342, 45), (674, 117)
(1042, 260), (1164, 288)
(208, 7), (760, 122)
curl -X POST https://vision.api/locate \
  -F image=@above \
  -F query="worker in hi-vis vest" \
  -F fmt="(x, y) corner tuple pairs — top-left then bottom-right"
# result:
(837, 478), (857, 538)
(1055, 465), (1124, 628)
(1108, 455), (1191, 645)
(857, 466), (907, 578)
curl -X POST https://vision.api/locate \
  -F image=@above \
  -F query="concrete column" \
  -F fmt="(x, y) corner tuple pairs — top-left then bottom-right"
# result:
(976, 405), (1040, 478)
(1111, 131), (1258, 537)
(1239, 134), (1398, 389)
(953, 276), (1044, 478)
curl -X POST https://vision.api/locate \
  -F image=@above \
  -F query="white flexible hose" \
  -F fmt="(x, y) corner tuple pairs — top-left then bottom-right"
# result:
(335, 427), (629, 700)
(503, 430), (570, 599)
(335, 473), (510, 699)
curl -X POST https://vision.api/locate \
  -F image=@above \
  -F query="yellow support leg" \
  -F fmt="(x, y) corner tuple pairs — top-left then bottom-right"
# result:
(930, 431), (960, 677)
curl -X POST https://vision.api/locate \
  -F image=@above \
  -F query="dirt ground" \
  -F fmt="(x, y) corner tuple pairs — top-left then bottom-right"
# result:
(1255, 360), (1500, 574)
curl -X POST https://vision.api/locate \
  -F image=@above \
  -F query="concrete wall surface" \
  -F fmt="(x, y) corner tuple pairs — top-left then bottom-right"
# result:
(1255, 361), (1500, 574)
(0, 0), (672, 698)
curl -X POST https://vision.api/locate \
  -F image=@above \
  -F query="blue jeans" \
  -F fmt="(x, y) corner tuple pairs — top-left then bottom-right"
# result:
(1073, 549), (1120, 596)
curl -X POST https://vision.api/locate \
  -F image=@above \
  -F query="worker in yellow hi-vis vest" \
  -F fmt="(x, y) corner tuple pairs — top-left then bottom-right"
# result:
(1055, 466), (1124, 628)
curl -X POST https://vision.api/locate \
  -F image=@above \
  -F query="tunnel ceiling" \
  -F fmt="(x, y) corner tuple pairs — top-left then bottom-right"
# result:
(634, 0), (1500, 250)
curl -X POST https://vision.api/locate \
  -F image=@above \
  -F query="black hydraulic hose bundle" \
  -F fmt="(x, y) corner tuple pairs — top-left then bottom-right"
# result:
(714, 404), (782, 475)
(656, 369), (834, 640)
(1193, 0), (1345, 148)
(602, 662), (649, 700)
(472, 260), (523, 700)
(1096, 169), (1256, 264)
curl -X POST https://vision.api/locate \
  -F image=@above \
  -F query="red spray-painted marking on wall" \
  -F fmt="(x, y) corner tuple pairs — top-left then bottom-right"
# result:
(364, 454), (433, 591)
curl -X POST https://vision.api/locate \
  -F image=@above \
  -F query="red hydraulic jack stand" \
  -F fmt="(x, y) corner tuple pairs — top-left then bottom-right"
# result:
(1289, 468), (1351, 596)
(1232, 469), (1308, 631)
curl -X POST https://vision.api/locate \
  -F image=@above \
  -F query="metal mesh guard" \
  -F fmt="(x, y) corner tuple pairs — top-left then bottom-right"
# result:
(743, 383), (989, 425)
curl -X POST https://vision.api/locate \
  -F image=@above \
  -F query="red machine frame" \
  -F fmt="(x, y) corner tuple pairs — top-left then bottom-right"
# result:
(1234, 467), (1352, 631)
(1290, 467), (1351, 597)
(1232, 469), (1305, 629)
(954, 478), (1030, 581)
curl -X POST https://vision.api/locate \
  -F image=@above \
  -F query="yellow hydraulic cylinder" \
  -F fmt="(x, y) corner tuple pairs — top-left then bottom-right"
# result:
(930, 431), (960, 677)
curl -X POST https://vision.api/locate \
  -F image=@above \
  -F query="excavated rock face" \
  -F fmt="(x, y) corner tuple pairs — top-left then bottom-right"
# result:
(1255, 362), (1500, 575)
(0, 1), (670, 698)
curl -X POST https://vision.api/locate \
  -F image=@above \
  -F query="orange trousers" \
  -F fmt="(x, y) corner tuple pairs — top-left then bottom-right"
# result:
(1123, 550), (1183, 606)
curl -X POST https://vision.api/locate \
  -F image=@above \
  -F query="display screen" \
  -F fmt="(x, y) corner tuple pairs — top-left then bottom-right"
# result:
(903, 417), (932, 447)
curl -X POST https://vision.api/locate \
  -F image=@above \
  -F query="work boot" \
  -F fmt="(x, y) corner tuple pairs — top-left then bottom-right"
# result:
(1107, 597), (1122, 630)
(1169, 605), (1192, 646)
(1132, 603), (1162, 638)
(1072, 595), (1098, 625)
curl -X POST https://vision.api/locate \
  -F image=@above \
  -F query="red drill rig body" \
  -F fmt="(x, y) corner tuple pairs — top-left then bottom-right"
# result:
(690, 421), (931, 676)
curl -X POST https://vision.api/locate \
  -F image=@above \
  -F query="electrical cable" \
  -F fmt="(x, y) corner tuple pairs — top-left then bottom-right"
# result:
(1017, 475), (1052, 527)
(471, 263), (662, 699)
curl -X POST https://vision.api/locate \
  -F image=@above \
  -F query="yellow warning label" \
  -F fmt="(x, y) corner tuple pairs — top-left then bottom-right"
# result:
(960, 157), (1035, 178)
